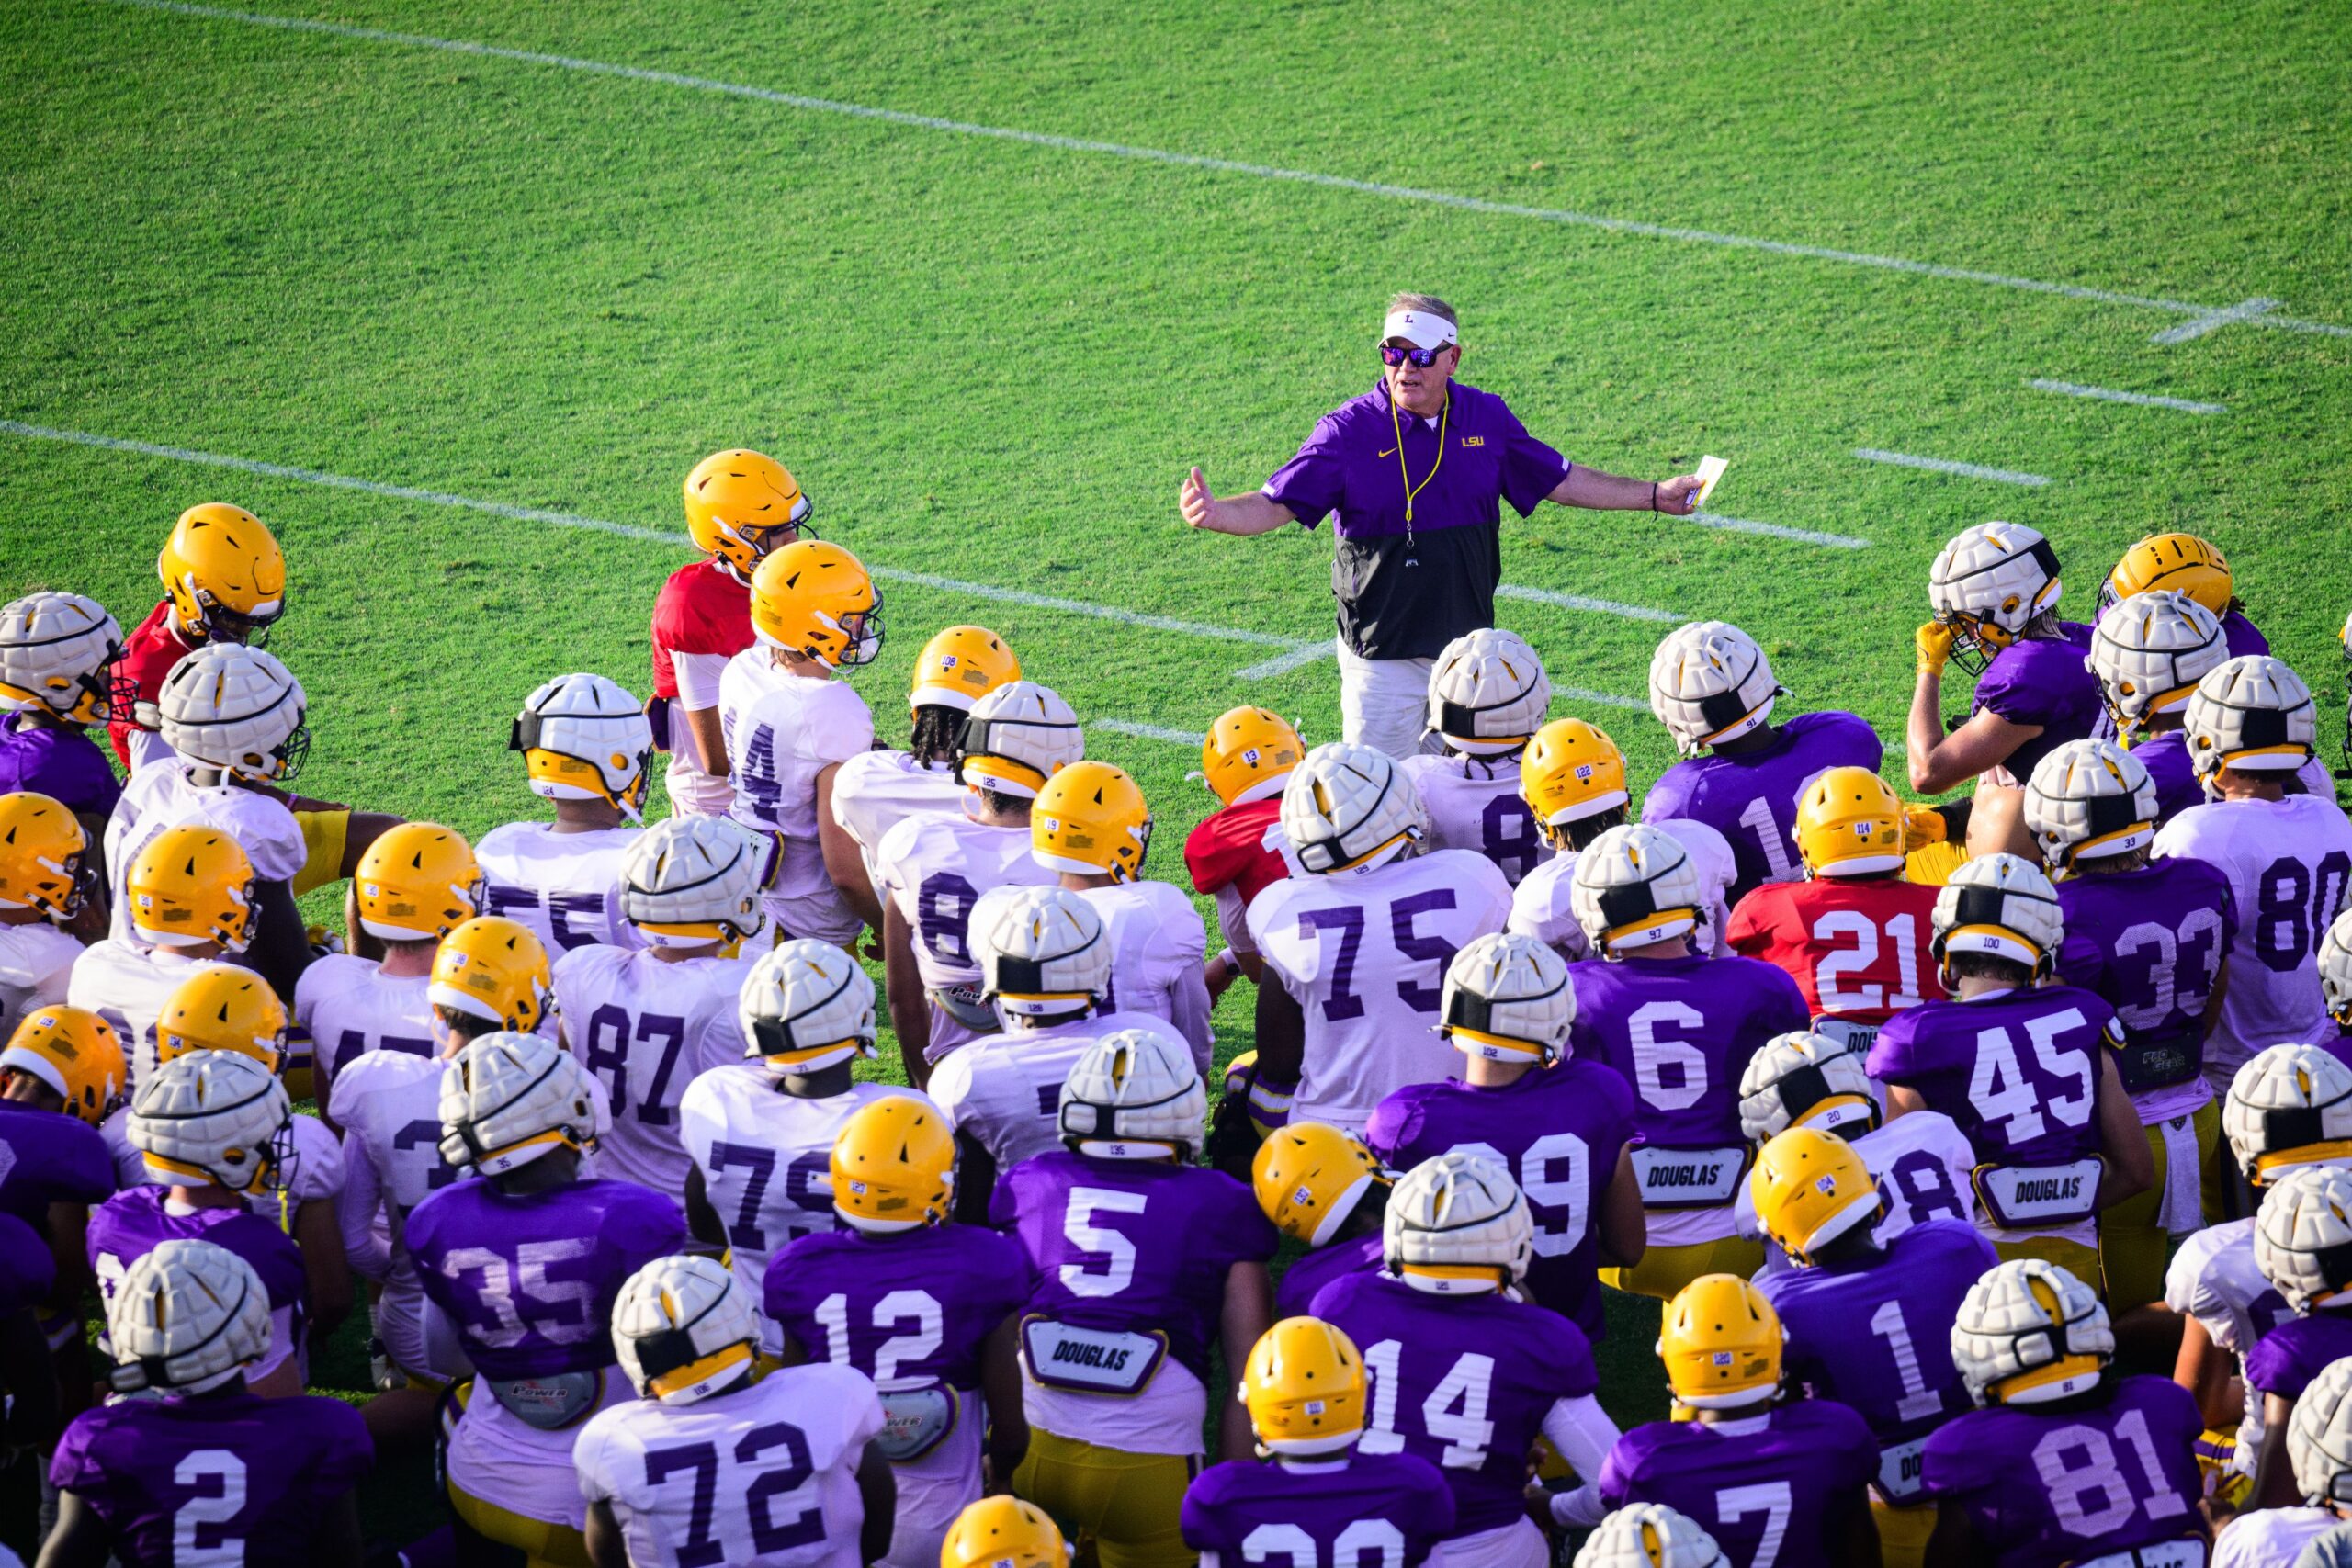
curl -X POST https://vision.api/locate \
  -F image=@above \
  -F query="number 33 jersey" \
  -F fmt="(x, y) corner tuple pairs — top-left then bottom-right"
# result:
(576, 1361), (885, 1568)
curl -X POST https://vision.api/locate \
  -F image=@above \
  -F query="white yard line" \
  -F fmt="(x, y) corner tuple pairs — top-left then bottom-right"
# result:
(2149, 299), (2281, 345)
(1494, 584), (1680, 623)
(109, 0), (2350, 343)
(1092, 719), (1207, 747)
(1854, 448), (2052, 487)
(1691, 511), (1870, 549)
(2025, 379), (2227, 414)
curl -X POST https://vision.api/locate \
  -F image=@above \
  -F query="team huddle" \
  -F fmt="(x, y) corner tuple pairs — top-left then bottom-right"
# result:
(5, 455), (2352, 1568)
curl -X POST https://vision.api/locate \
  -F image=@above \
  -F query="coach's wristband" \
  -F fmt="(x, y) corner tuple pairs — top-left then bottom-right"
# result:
(1649, 482), (1659, 513)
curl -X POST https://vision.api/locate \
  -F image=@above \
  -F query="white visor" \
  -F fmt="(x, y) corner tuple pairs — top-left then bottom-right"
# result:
(1383, 310), (1457, 350)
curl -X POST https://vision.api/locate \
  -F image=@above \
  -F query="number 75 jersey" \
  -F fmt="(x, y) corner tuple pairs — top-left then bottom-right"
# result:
(1249, 848), (1513, 1135)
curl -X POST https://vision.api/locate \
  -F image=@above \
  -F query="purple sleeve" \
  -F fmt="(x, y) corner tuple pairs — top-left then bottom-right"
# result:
(762, 1236), (810, 1325)
(1177, 1467), (1238, 1552)
(988, 1167), (1023, 1234)
(2245, 1330), (2301, 1398)
(60, 1124), (115, 1204)
(1867, 1011), (1925, 1083)
(1757, 962), (1813, 1035)
(47, 1410), (125, 1509)
(1597, 1427), (1647, 1508)
(2053, 926), (2106, 994)
(1211, 1179), (1280, 1269)
(1642, 763), (1696, 828)
(1497, 405), (1571, 518)
(1260, 415), (1348, 530)
(1533, 1313), (1600, 1399)
(980, 1230), (1039, 1321)
(1363, 1090), (1419, 1167)
(1921, 1414), (1992, 1497)
(613, 1187), (691, 1269)
(311, 1399), (376, 1493)
(0, 1213), (54, 1317)
(1415, 1462), (1459, 1539)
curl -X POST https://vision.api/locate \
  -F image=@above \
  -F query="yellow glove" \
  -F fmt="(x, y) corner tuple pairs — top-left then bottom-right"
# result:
(1916, 621), (1956, 678)
(1901, 804), (1948, 853)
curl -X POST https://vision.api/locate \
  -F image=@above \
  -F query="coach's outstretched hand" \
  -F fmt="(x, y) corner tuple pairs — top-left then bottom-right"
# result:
(1180, 465), (1222, 530)
(1653, 473), (1703, 515)
(1180, 467), (1295, 536)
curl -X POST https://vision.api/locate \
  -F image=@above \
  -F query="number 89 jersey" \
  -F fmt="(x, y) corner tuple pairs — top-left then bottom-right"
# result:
(1249, 848), (1513, 1136)
(576, 1361), (885, 1568)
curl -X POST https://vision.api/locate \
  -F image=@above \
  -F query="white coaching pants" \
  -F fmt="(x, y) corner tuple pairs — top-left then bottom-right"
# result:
(1335, 639), (1435, 761)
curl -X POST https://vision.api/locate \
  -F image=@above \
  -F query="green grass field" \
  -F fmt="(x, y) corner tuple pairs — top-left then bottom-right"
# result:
(6, 0), (2351, 1552)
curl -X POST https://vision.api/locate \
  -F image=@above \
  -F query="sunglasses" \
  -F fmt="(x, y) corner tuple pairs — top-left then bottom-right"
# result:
(1380, 343), (1451, 368)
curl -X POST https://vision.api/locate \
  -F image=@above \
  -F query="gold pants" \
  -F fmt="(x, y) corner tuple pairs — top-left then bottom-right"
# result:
(1991, 1233), (2102, 1283)
(1012, 1427), (1198, 1568)
(2099, 1101), (2220, 1311)
(1871, 1498), (1936, 1568)
(447, 1480), (591, 1568)
(1601, 1235), (1766, 1302)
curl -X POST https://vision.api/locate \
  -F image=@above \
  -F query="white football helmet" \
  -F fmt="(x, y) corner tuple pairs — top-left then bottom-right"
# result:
(1571, 823), (1707, 955)
(2224, 1045), (2352, 1185)
(959, 680), (1084, 799)
(612, 1254), (763, 1407)
(1930, 852), (2064, 982)
(1929, 522), (2063, 672)
(2022, 739), (2158, 871)
(438, 1030), (601, 1177)
(1647, 621), (1782, 755)
(1384, 1150), (1532, 1296)
(128, 1051), (291, 1194)
(740, 939), (877, 1075)
(106, 1239), (270, 1396)
(157, 642), (309, 783)
(1737, 1030), (1879, 1143)
(2256, 1165), (2352, 1314)
(2087, 591), (2227, 730)
(1440, 932), (1577, 1066)
(1573, 1505), (1726, 1568)
(2185, 654), (2317, 784)
(1951, 1258), (2113, 1407)
(511, 672), (655, 820)
(975, 886), (1110, 1021)
(1280, 742), (1428, 876)
(0, 592), (125, 725)
(2322, 909), (2352, 1031)
(2291, 1353), (2352, 1506)
(1057, 1026), (1205, 1160)
(1428, 628), (1551, 755)
(619, 815), (767, 948)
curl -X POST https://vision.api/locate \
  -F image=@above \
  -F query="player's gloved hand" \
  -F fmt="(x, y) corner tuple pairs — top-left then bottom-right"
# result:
(306, 924), (345, 958)
(1901, 804), (1948, 852)
(1916, 620), (1956, 678)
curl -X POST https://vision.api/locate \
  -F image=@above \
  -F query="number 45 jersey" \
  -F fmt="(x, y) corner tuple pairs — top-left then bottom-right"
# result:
(576, 1361), (886, 1568)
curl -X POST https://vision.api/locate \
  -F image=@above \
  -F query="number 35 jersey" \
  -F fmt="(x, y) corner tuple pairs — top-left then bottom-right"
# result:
(2153, 794), (2352, 1089)
(1250, 848), (1512, 1135)
(576, 1361), (886, 1568)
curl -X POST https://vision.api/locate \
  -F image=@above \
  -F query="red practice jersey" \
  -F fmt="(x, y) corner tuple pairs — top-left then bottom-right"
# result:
(107, 602), (198, 769)
(1184, 798), (1286, 907)
(1725, 875), (1946, 1026)
(650, 559), (753, 700)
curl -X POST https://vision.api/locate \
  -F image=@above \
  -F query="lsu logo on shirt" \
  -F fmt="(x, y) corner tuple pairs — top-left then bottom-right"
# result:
(1460, 435), (1487, 447)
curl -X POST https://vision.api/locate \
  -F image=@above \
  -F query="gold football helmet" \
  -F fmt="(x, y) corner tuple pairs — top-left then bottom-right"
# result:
(355, 822), (483, 943)
(683, 449), (811, 580)
(126, 828), (255, 952)
(1033, 761), (1152, 884)
(1242, 1317), (1366, 1456)
(831, 1095), (955, 1233)
(1747, 1127), (1883, 1265)
(2102, 532), (2233, 617)
(428, 916), (555, 1032)
(0, 792), (93, 921)
(1521, 718), (1629, 846)
(158, 502), (286, 644)
(1658, 1274), (1782, 1409)
(1795, 767), (1905, 879)
(940, 1497), (1068, 1568)
(1251, 1122), (1387, 1246)
(1200, 707), (1306, 807)
(910, 625), (1020, 714)
(0, 1004), (127, 1126)
(156, 969), (288, 1074)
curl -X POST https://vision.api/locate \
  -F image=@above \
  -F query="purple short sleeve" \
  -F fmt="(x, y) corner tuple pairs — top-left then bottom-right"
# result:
(1498, 410), (1571, 518)
(1261, 415), (1350, 530)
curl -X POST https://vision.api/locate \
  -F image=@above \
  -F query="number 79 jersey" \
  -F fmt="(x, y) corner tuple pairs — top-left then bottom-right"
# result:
(1249, 848), (1513, 1135)
(575, 1361), (885, 1568)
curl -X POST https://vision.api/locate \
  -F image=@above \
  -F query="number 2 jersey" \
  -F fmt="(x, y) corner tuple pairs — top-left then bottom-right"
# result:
(551, 944), (753, 1192)
(49, 1390), (372, 1568)
(2153, 794), (2352, 1091)
(1399, 751), (1546, 887)
(1600, 1401), (1878, 1567)
(1641, 709), (1883, 908)
(1182, 1451), (1456, 1568)
(1249, 848), (1512, 1135)
(1922, 1375), (2204, 1568)
(576, 1361), (886, 1568)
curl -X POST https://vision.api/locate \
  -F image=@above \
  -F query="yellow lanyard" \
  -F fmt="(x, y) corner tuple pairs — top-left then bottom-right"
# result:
(1389, 391), (1448, 539)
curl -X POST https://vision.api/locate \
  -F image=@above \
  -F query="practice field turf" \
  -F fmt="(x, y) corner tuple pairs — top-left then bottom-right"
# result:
(6, 0), (2351, 1551)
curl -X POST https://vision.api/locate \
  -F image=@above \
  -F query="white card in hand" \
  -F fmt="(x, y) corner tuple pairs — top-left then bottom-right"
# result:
(1693, 456), (1729, 509)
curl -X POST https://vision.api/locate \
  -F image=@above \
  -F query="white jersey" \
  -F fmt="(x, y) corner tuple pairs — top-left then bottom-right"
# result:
(330, 1050), (455, 1381)
(664, 649), (736, 818)
(1249, 848), (1513, 1134)
(2212, 1506), (2337, 1568)
(1736, 1109), (1979, 1273)
(577, 1362), (884, 1568)
(721, 660), (872, 912)
(294, 954), (434, 1111)
(875, 814), (1055, 996)
(1078, 881), (1214, 1072)
(678, 1067), (922, 1350)
(1507, 816), (1739, 961)
(552, 945), (752, 1192)
(2166, 1216), (2293, 1476)
(104, 762), (307, 945)
(927, 1010), (1181, 1173)
(2153, 794), (2352, 1087)
(831, 750), (964, 883)
(476, 821), (641, 956)
(66, 941), (229, 1089)
(1400, 751), (1548, 887)
(0, 920), (83, 1039)
(100, 1104), (344, 1217)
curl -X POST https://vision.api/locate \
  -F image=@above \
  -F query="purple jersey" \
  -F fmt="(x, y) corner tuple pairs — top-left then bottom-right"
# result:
(1309, 1270), (1596, 1538)
(764, 1222), (1032, 1393)
(1923, 1376), (2203, 1567)
(1644, 710), (1884, 906)
(86, 1186), (305, 1328)
(2245, 1311), (2352, 1403)
(2134, 730), (2206, 826)
(1367, 1060), (1634, 1340)
(1971, 624), (2100, 783)
(992, 1151), (1274, 1385)
(0, 1208), (54, 1315)
(1756, 1220), (1995, 1500)
(407, 1176), (686, 1380)
(2054, 858), (2234, 1100)
(1274, 1235), (1383, 1322)
(1182, 1451), (1456, 1566)
(1601, 1402), (1875, 1568)
(0, 1097), (113, 1223)
(1567, 953), (1810, 1148)
(1868, 987), (2120, 1167)
(50, 1390), (371, 1566)
(2223, 609), (2268, 659)
(0, 715), (121, 818)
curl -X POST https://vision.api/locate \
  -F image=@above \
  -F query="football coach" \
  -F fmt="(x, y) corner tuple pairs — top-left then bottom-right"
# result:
(1181, 292), (1702, 759)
